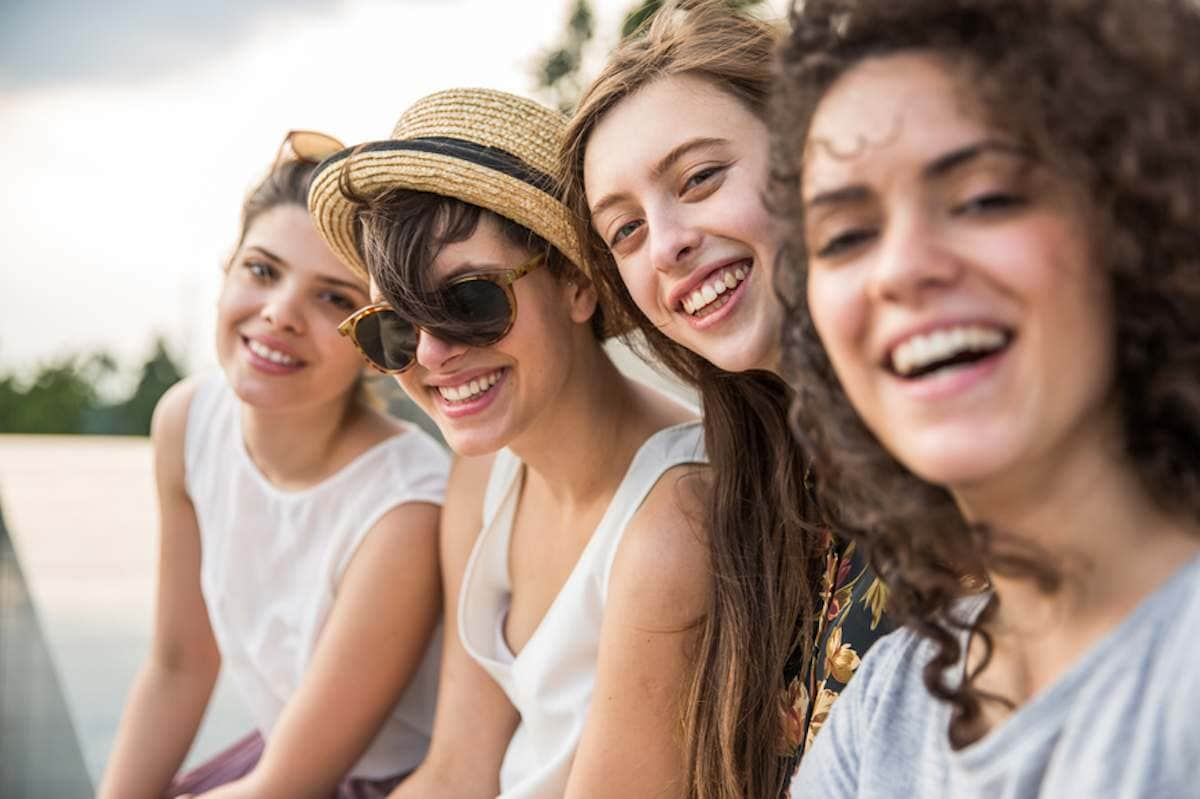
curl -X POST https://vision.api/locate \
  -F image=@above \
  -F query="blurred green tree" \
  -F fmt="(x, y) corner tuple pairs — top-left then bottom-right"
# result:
(534, 0), (768, 111)
(0, 339), (183, 436)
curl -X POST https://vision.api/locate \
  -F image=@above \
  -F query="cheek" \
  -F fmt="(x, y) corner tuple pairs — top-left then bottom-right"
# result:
(615, 260), (663, 319)
(807, 269), (867, 379)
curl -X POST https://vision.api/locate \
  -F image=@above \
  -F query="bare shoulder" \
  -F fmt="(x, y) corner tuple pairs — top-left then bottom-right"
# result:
(609, 463), (711, 627)
(150, 374), (203, 446)
(150, 375), (205, 481)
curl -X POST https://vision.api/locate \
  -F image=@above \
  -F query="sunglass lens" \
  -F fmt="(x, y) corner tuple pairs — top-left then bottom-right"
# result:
(354, 309), (418, 372)
(445, 279), (513, 345)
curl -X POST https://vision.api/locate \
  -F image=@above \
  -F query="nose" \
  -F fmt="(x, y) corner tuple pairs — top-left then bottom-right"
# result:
(260, 286), (305, 334)
(870, 210), (963, 305)
(648, 205), (703, 275)
(414, 328), (468, 371)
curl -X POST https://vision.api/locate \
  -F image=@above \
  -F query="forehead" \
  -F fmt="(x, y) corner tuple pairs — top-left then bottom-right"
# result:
(428, 212), (528, 280)
(583, 73), (764, 196)
(802, 52), (993, 194)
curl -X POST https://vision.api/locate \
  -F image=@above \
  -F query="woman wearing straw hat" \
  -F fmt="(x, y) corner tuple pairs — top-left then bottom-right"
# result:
(98, 132), (448, 799)
(309, 87), (708, 798)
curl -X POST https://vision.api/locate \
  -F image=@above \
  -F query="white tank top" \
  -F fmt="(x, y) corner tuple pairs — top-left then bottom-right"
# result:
(459, 421), (706, 798)
(184, 373), (449, 779)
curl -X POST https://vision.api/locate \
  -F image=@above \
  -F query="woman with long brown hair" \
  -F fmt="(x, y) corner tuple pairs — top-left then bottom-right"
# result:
(773, 0), (1200, 794)
(560, 2), (891, 796)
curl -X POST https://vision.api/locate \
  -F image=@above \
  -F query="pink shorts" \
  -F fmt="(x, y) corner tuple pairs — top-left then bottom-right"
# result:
(166, 731), (407, 798)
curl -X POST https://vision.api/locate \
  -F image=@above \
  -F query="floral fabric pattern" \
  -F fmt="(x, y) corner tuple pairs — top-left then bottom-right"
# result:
(779, 536), (893, 792)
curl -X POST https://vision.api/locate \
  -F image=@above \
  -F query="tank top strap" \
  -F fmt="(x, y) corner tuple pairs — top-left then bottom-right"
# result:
(596, 421), (706, 597)
(482, 448), (524, 525)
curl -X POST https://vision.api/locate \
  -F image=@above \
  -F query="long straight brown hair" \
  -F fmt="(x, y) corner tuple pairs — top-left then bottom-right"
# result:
(561, 3), (827, 796)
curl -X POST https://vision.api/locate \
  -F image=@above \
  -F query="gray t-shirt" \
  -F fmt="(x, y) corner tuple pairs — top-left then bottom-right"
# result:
(791, 553), (1200, 798)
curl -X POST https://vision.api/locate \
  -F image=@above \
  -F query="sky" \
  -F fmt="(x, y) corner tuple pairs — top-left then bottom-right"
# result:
(0, 0), (786, 387)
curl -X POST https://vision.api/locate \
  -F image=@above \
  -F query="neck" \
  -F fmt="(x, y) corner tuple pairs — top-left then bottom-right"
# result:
(955, 412), (1200, 633)
(240, 390), (357, 488)
(507, 341), (663, 508)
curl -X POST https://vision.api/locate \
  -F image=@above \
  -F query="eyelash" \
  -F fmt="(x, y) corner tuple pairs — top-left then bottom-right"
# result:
(320, 291), (357, 312)
(816, 228), (876, 259)
(683, 164), (724, 192)
(953, 191), (1026, 215)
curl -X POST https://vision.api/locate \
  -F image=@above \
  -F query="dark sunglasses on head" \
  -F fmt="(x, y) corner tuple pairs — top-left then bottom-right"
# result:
(338, 252), (546, 374)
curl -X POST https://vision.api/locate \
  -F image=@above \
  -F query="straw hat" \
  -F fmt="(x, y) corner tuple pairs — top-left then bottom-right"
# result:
(307, 88), (584, 285)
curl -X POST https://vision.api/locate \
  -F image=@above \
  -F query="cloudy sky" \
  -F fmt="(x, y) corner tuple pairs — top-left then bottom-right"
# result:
(0, 0), (784, 384)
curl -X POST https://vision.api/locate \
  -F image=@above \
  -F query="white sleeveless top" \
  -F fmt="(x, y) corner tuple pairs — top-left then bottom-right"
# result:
(459, 422), (706, 798)
(184, 373), (449, 779)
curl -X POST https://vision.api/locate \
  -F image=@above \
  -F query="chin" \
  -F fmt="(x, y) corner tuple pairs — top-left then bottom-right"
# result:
(893, 442), (1015, 496)
(705, 340), (776, 374)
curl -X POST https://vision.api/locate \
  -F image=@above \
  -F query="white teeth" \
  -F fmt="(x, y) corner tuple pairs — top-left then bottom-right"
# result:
(682, 262), (751, 316)
(248, 339), (298, 366)
(437, 370), (502, 403)
(891, 324), (1007, 376)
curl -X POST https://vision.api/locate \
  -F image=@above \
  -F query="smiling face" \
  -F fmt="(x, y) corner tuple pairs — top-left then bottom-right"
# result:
(583, 73), (783, 373)
(216, 204), (369, 411)
(388, 214), (596, 457)
(802, 52), (1117, 496)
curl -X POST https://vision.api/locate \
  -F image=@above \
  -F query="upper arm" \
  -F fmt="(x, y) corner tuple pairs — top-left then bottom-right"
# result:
(148, 376), (220, 675)
(565, 464), (711, 799)
(250, 499), (444, 796)
(392, 453), (520, 798)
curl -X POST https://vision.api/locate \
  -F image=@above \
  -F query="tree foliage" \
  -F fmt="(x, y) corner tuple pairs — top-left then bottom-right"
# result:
(0, 338), (184, 436)
(534, 0), (768, 111)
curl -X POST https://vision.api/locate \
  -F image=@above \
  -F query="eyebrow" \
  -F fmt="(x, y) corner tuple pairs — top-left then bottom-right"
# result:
(589, 136), (730, 220)
(804, 139), (1031, 210)
(245, 245), (284, 263)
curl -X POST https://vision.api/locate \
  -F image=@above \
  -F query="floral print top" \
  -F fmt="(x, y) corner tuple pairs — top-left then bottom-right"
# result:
(779, 534), (893, 791)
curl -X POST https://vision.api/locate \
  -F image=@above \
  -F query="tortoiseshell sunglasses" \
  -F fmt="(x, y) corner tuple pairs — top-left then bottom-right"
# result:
(338, 252), (545, 373)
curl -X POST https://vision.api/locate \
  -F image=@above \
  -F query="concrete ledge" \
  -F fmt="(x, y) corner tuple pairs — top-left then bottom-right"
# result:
(0, 435), (250, 787)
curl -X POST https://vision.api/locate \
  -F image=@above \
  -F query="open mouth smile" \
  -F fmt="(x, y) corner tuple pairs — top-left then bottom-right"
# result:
(679, 259), (752, 319)
(887, 323), (1013, 380)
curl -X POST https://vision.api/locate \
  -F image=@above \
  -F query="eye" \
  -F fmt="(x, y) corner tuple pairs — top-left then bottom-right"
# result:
(245, 259), (276, 281)
(814, 227), (876, 259)
(954, 192), (1026, 216)
(610, 219), (643, 247)
(682, 165), (725, 194)
(319, 291), (358, 312)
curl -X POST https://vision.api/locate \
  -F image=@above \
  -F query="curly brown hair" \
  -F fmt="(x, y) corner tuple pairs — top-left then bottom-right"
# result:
(561, 2), (828, 796)
(771, 0), (1200, 747)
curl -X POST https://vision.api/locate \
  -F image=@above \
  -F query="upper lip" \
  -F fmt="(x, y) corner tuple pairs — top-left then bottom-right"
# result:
(424, 366), (505, 388)
(243, 333), (304, 363)
(666, 256), (753, 311)
(878, 317), (1014, 369)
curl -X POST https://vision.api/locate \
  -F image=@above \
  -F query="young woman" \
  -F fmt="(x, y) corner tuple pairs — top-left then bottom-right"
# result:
(560, 2), (890, 795)
(773, 0), (1200, 795)
(97, 133), (448, 799)
(307, 88), (708, 798)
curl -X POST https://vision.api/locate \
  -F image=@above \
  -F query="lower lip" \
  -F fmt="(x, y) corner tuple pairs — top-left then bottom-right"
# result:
(242, 337), (304, 376)
(891, 346), (1009, 401)
(681, 265), (752, 331)
(434, 369), (508, 419)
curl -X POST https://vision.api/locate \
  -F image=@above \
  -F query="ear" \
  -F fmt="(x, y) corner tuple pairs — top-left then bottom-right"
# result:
(563, 274), (599, 326)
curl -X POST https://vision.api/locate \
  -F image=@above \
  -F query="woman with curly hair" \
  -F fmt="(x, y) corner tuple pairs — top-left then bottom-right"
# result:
(773, 0), (1200, 794)
(561, 2), (891, 796)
